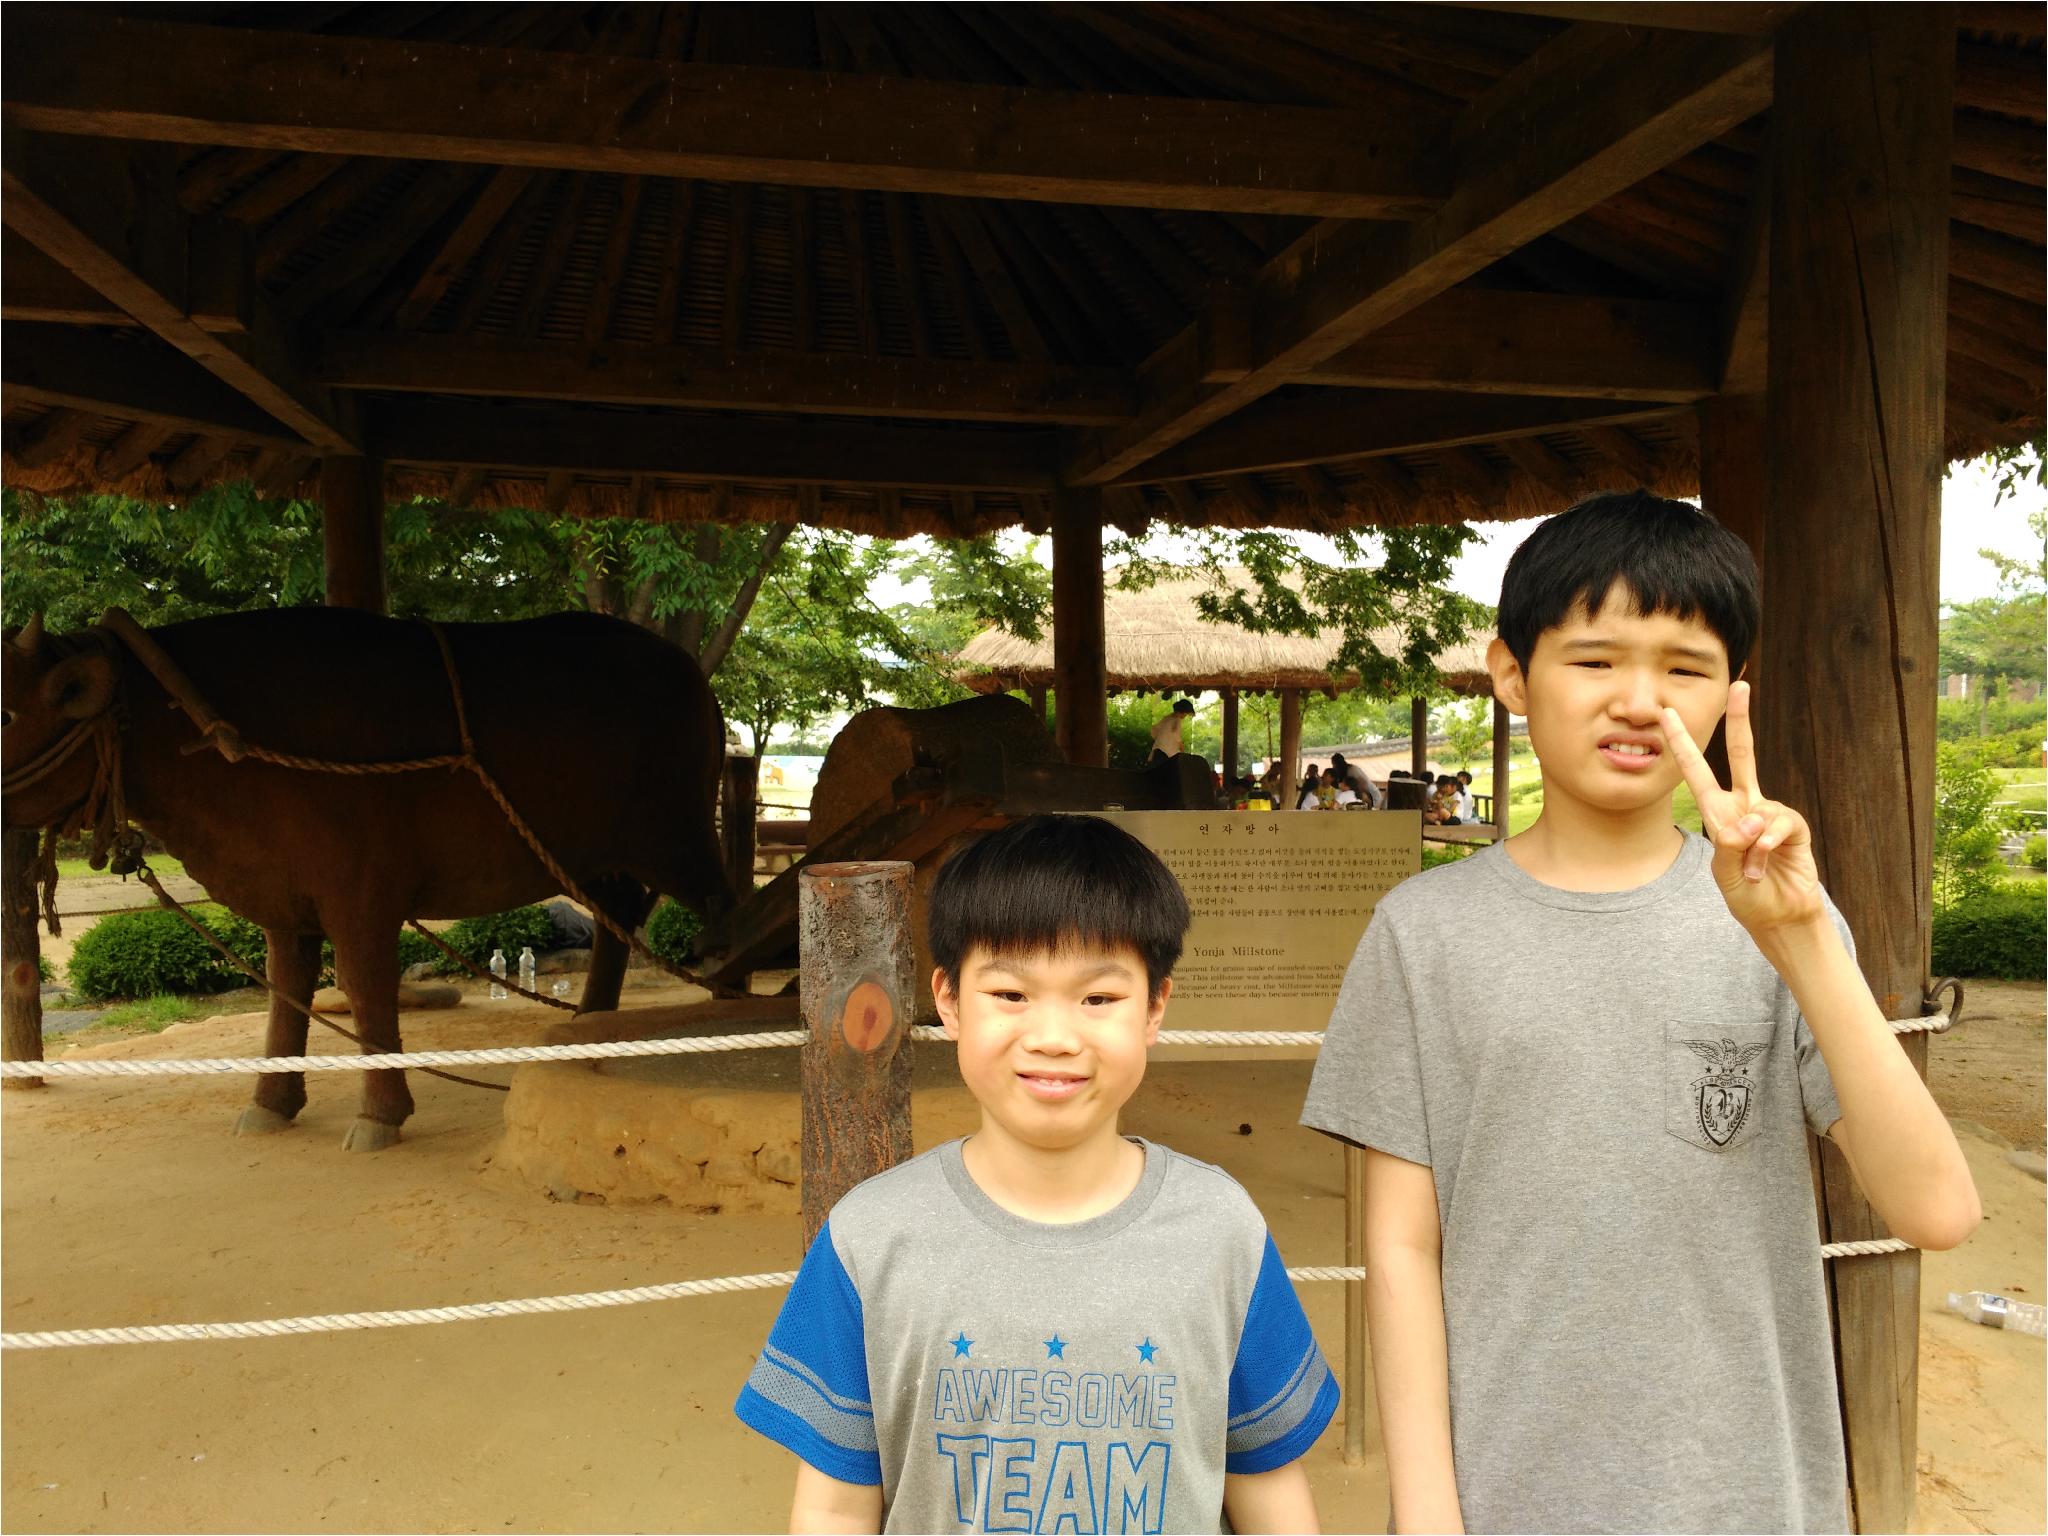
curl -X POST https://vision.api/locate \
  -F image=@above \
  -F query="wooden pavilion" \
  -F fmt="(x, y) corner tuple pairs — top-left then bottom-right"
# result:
(1, 4), (2043, 1527)
(954, 567), (1507, 824)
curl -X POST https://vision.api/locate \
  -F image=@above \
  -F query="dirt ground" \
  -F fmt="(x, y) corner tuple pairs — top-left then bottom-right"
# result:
(2, 978), (2041, 1534)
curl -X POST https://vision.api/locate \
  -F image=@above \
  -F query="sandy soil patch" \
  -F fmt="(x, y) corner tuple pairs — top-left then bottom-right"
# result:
(1, 980), (2040, 1533)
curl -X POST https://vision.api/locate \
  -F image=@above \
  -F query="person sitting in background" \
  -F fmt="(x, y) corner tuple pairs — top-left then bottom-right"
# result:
(1455, 770), (1478, 823)
(1297, 764), (1324, 810)
(1328, 768), (1358, 808)
(1428, 775), (1463, 824)
(1328, 752), (1385, 809)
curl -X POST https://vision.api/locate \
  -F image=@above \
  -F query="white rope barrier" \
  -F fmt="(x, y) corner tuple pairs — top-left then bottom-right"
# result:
(0, 1242), (1918, 1351)
(0, 1017), (1941, 1080)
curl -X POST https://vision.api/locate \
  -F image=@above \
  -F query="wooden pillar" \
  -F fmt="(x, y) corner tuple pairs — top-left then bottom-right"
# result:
(319, 456), (386, 612)
(799, 860), (914, 1249)
(1763, 9), (1951, 1530)
(1410, 696), (1428, 778)
(1698, 394), (1768, 783)
(1220, 689), (1240, 782)
(1279, 688), (1303, 802)
(1026, 684), (1048, 733)
(720, 755), (760, 898)
(1, 828), (44, 1088)
(1051, 490), (1108, 768)
(1491, 697), (1511, 840)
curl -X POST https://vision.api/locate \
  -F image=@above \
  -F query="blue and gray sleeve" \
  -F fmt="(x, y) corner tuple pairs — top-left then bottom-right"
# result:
(733, 1220), (882, 1485)
(1224, 1233), (1339, 1474)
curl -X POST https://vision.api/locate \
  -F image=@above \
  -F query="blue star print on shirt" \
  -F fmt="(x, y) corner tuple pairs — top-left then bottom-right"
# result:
(1136, 1337), (1159, 1364)
(1044, 1334), (1067, 1359)
(949, 1332), (973, 1358)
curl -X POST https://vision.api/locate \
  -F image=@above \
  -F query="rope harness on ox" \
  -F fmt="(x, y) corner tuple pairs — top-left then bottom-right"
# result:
(5, 608), (740, 1092)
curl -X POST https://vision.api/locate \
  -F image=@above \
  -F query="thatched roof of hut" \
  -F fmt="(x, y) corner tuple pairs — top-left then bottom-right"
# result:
(3, 5), (2041, 537)
(955, 571), (1495, 696)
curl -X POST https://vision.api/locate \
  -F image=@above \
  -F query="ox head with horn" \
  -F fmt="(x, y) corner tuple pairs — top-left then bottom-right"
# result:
(3, 613), (119, 820)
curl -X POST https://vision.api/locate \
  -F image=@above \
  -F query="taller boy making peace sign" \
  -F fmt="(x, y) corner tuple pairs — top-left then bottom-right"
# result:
(1302, 490), (1980, 1533)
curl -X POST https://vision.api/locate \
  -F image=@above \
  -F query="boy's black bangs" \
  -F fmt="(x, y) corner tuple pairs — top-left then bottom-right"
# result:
(1497, 490), (1760, 673)
(928, 815), (1191, 998)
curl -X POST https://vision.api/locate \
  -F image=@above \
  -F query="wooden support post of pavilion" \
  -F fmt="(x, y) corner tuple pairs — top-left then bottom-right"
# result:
(319, 455), (386, 612)
(1279, 688), (1304, 805)
(1026, 684), (1048, 732)
(0, 828), (43, 1087)
(1760, 8), (1952, 1530)
(1220, 688), (1240, 782)
(1410, 696), (1429, 778)
(1051, 488), (1108, 768)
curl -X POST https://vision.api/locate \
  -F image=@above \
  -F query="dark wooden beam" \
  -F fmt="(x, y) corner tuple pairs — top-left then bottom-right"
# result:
(1436, 4), (1800, 34)
(1, 230), (133, 326)
(2, 13), (1449, 219)
(1762, 10), (1951, 1532)
(312, 332), (1137, 425)
(1051, 489), (1109, 768)
(2, 321), (303, 445)
(320, 455), (387, 612)
(1122, 390), (1682, 483)
(366, 400), (1059, 492)
(1283, 289), (1718, 400)
(0, 131), (353, 450)
(1063, 24), (1774, 484)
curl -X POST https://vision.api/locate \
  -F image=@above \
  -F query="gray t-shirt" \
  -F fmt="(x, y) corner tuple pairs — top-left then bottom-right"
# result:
(736, 1138), (1337, 1532)
(1301, 834), (1850, 1534)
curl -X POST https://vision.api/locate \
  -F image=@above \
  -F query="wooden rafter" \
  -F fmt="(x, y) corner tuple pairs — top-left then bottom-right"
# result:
(94, 420), (174, 480)
(366, 400), (1060, 491)
(0, 133), (352, 450)
(312, 331), (1136, 424)
(3, 12), (1449, 220)
(1282, 289), (1718, 400)
(3, 322), (304, 446)
(1061, 24), (1775, 484)
(1120, 389), (1683, 484)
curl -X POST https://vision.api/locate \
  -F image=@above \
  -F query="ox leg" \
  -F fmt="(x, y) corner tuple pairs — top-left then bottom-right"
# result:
(235, 930), (323, 1136)
(330, 924), (411, 1152)
(580, 878), (655, 1014)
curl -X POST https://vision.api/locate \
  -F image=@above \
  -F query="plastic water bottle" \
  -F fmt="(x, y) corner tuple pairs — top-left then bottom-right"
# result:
(519, 946), (537, 998)
(549, 978), (573, 1000)
(1946, 1291), (2048, 1337)
(488, 948), (507, 1001)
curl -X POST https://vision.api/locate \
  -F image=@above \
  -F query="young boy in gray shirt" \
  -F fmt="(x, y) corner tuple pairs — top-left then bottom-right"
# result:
(738, 815), (1337, 1533)
(1303, 491), (1981, 1533)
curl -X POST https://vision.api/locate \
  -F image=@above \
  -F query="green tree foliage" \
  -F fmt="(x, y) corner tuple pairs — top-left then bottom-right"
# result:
(1933, 743), (2011, 908)
(1438, 697), (1494, 769)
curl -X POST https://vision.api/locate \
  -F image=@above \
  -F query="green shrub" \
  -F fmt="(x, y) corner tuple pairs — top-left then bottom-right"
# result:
(1930, 883), (2047, 981)
(1937, 696), (2048, 746)
(396, 928), (443, 973)
(66, 905), (262, 1001)
(1419, 844), (1477, 870)
(438, 905), (556, 966)
(2026, 834), (2048, 871)
(37, 953), (55, 985)
(646, 899), (703, 964)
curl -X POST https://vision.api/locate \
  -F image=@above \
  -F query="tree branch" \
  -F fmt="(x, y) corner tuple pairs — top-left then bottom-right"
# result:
(699, 522), (796, 678)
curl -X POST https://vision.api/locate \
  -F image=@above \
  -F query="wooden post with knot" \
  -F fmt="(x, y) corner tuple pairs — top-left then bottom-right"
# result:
(799, 860), (915, 1249)
(2, 827), (46, 1088)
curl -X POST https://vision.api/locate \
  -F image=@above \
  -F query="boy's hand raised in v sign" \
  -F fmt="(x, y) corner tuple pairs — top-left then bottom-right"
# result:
(1660, 681), (1825, 936)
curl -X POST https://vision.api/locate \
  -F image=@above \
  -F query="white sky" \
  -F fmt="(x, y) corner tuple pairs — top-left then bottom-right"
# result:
(869, 454), (2045, 612)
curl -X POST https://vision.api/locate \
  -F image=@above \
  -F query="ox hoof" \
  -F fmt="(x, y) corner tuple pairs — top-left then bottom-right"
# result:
(234, 1105), (297, 1137)
(342, 1118), (403, 1153)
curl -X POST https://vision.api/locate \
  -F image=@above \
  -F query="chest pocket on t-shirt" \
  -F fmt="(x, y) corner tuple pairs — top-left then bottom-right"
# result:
(1664, 1019), (1775, 1153)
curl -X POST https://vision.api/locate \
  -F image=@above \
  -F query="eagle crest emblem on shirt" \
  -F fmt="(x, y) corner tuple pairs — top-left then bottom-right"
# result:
(1680, 1037), (1768, 1147)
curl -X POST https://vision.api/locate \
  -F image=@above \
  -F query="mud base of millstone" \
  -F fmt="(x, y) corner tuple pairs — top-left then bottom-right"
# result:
(487, 999), (980, 1213)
